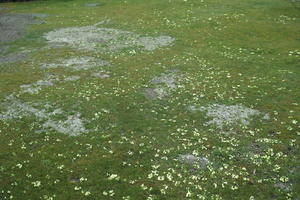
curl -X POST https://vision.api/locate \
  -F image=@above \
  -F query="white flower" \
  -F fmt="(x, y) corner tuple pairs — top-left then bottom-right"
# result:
(279, 176), (289, 183)
(57, 165), (64, 170)
(107, 174), (120, 181)
(186, 190), (192, 197)
(74, 186), (81, 191)
(231, 185), (238, 190)
(109, 190), (115, 196)
(32, 181), (41, 187)
(16, 164), (22, 168)
(80, 177), (87, 182)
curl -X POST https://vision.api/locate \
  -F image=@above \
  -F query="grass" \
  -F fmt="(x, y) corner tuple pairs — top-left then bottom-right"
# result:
(0, 0), (300, 199)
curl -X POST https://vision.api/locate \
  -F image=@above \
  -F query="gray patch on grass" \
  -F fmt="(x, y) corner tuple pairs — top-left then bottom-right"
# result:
(0, 51), (28, 64)
(91, 71), (110, 79)
(144, 70), (182, 100)
(151, 72), (178, 89)
(85, 3), (102, 7)
(144, 87), (167, 100)
(0, 45), (9, 54)
(31, 13), (49, 18)
(64, 75), (80, 81)
(189, 104), (269, 128)
(20, 75), (59, 94)
(0, 96), (87, 136)
(41, 57), (109, 71)
(42, 114), (86, 136)
(19, 75), (81, 94)
(178, 154), (209, 168)
(0, 96), (59, 120)
(44, 22), (174, 52)
(138, 36), (175, 51)
(274, 182), (292, 192)
(0, 13), (43, 43)
(69, 177), (80, 184)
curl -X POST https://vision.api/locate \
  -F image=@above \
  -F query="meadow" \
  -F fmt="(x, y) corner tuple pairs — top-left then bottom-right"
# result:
(0, 0), (299, 199)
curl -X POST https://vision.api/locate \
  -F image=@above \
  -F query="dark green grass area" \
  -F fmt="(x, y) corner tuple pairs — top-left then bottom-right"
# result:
(0, 0), (300, 199)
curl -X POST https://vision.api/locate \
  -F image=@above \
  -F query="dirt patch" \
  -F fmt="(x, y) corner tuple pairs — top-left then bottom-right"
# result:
(0, 45), (9, 54)
(42, 114), (86, 136)
(178, 154), (209, 168)
(20, 75), (59, 94)
(19, 75), (80, 95)
(44, 22), (174, 52)
(64, 75), (80, 81)
(0, 96), (87, 136)
(31, 13), (49, 18)
(0, 7), (8, 11)
(0, 13), (43, 43)
(41, 57), (109, 71)
(275, 182), (292, 192)
(0, 51), (28, 64)
(85, 3), (103, 7)
(144, 88), (167, 100)
(144, 70), (182, 100)
(190, 104), (270, 128)
(91, 71), (110, 79)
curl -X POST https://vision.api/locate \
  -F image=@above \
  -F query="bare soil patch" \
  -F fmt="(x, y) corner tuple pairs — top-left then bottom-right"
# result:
(44, 22), (174, 52)
(0, 13), (43, 43)
(41, 57), (109, 71)
(190, 104), (270, 129)
(0, 96), (87, 136)
(144, 70), (182, 100)
(0, 51), (28, 64)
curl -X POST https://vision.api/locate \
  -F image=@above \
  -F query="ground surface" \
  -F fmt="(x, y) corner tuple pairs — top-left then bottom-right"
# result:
(0, 0), (299, 199)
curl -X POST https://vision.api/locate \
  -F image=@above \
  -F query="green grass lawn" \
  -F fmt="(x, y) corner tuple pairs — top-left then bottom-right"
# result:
(0, 0), (299, 199)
